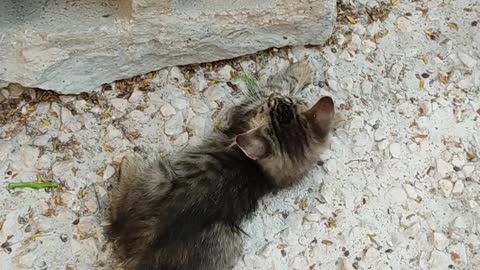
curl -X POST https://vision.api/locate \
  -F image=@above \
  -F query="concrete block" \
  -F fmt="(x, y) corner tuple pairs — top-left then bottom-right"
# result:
(0, 0), (336, 94)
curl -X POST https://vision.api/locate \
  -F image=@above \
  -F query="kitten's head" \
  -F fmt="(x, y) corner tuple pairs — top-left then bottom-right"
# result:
(235, 94), (335, 187)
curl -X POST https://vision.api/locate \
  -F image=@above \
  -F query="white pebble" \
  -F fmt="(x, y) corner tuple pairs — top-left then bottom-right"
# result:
(451, 155), (465, 168)
(463, 165), (474, 177)
(35, 155), (52, 170)
(396, 17), (414, 32)
(362, 247), (380, 265)
(439, 179), (453, 197)
(20, 146), (40, 168)
(340, 77), (354, 91)
(103, 165), (116, 181)
(164, 114), (184, 136)
(290, 256), (308, 269)
(457, 52), (478, 69)
(433, 232), (449, 250)
(402, 184), (418, 200)
(59, 95), (76, 103)
(339, 258), (355, 270)
(171, 98), (188, 110)
(452, 216), (468, 230)
(217, 65), (235, 80)
(452, 180), (464, 195)
(188, 116), (206, 136)
(389, 143), (402, 159)
(191, 98), (209, 114)
(361, 80), (373, 95)
(428, 250), (450, 270)
(110, 98), (129, 113)
(419, 101), (433, 116)
(160, 104), (176, 117)
(327, 79), (340, 91)
(384, 187), (407, 204)
(76, 216), (98, 235)
(173, 132), (189, 146)
(436, 159), (453, 178)
(168, 66), (185, 83)
(128, 90), (143, 103)
(62, 107), (82, 132)
(203, 84), (226, 101)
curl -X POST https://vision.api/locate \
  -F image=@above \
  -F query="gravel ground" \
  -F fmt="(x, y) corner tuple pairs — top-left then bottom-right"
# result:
(1, 1), (479, 269)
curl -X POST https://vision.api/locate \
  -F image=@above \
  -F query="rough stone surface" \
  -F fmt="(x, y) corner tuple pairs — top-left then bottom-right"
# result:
(0, 0), (336, 94)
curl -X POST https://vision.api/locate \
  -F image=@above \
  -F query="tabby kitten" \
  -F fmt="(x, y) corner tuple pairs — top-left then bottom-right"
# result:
(107, 61), (335, 270)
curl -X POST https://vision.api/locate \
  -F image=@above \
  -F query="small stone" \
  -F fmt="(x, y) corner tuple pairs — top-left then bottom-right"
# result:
(191, 98), (209, 114)
(103, 165), (116, 181)
(439, 179), (453, 197)
(451, 155), (465, 168)
(203, 84), (226, 101)
(402, 184), (418, 200)
(339, 258), (355, 270)
(128, 90), (143, 103)
(173, 132), (189, 146)
(62, 107), (82, 132)
(74, 100), (89, 113)
(341, 77), (354, 91)
(436, 159), (453, 178)
(84, 195), (99, 213)
(362, 247), (380, 265)
(419, 101), (433, 116)
(164, 114), (184, 136)
(396, 17), (414, 32)
(290, 256), (308, 269)
(35, 155), (52, 170)
(362, 40), (377, 54)
(188, 116), (206, 136)
(327, 79), (340, 91)
(110, 98), (129, 113)
(452, 216), (467, 230)
(457, 52), (477, 69)
(160, 104), (176, 117)
(171, 98), (188, 110)
(389, 143), (402, 159)
(20, 146), (40, 168)
(416, 116), (429, 131)
(33, 135), (50, 147)
(17, 253), (36, 269)
(361, 80), (373, 95)
(168, 66), (185, 83)
(76, 216), (98, 236)
(384, 187), (407, 204)
(433, 232), (449, 250)
(463, 166), (474, 177)
(452, 180), (464, 195)
(8, 83), (24, 97)
(1, 88), (10, 98)
(128, 110), (148, 124)
(428, 250), (450, 270)
(60, 233), (68, 242)
(217, 65), (235, 80)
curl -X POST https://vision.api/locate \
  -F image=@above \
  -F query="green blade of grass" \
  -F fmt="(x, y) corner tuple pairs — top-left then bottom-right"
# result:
(7, 182), (59, 190)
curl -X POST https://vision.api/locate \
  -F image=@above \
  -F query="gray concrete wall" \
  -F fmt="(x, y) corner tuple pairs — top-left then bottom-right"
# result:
(0, 0), (336, 94)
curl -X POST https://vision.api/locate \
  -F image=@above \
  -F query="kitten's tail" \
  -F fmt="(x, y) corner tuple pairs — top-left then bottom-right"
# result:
(286, 61), (314, 95)
(264, 60), (314, 98)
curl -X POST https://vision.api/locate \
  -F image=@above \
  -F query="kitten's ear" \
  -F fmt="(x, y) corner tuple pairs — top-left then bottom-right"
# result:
(235, 129), (269, 160)
(305, 96), (335, 132)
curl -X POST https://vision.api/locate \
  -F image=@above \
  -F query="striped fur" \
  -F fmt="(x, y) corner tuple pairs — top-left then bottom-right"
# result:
(108, 61), (334, 270)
